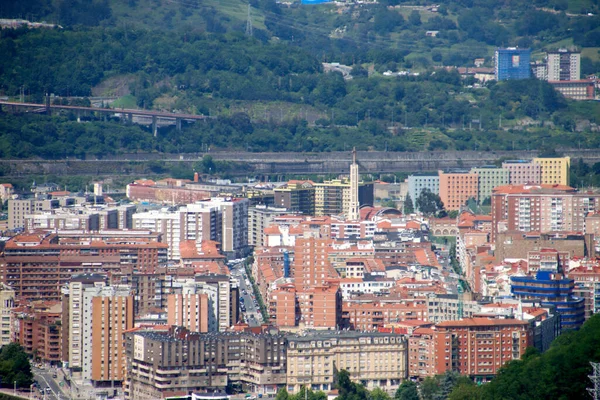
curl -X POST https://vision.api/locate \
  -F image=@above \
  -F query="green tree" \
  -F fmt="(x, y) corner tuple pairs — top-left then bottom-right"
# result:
(0, 343), (33, 388)
(371, 387), (391, 400)
(408, 10), (422, 26)
(404, 194), (414, 214)
(395, 380), (419, 400)
(276, 388), (289, 400)
(448, 382), (483, 400)
(420, 376), (441, 400)
(416, 188), (444, 216)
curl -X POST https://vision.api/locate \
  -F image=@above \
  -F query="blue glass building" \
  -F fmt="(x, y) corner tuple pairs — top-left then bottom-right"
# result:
(511, 269), (585, 331)
(495, 48), (532, 81)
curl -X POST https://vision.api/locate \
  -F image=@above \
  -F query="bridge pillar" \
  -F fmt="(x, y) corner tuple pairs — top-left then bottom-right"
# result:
(77, 110), (81, 123)
(128, 113), (133, 124)
(152, 115), (158, 137)
(176, 118), (182, 131)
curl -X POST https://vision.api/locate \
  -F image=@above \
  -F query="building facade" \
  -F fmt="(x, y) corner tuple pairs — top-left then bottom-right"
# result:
(471, 166), (510, 203)
(547, 49), (580, 81)
(502, 160), (542, 185)
(495, 48), (531, 81)
(438, 170), (479, 211)
(407, 174), (440, 210)
(533, 157), (570, 186)
(286, 331), (407, 394)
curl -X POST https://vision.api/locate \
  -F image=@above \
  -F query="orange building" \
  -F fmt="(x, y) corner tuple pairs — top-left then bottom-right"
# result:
(269, 284), (297, 328)
(342, 299), (427, 330)
(438, 170), (479, 211)
(90, 289), (134, 384)
(293, 237), (336, 288)
(408, 327), (437, 379)
(432, 318), (532, 379)
(12, 300), (62, 365)
(167, 293), (209, 333)
(298, 282), (342, 329)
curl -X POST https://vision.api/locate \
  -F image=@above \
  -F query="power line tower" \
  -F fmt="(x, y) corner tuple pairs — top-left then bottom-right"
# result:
(589, 362), (600, 400)
(245, 4), (253, 37)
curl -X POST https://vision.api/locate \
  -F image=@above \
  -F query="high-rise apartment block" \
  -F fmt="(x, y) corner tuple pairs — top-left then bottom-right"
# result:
(471, 166), (510, 203)
(502, 160), (542, 185)
(13, 300), (62, 365)
(314, 178), (373, 217)
(274, 180), (315, 215)
(167, 293), (209, 332)
(547, 49), (580, 81)
(1, 231), (167, 302)
(0, 283), (14, 347)
(438, 170), (479, 210)
(490, 184), (600, 240)
(432, 318), (533, 378)
(495, 48), (531, 81)
(8, 198), (60, 229)
(533, 157), (570, 186)
(248, 205), (288, 247)
(124, 327), (288, 399)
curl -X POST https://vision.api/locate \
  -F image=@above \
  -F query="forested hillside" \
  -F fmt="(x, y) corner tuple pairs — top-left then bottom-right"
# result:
(0, 0), (599, 157)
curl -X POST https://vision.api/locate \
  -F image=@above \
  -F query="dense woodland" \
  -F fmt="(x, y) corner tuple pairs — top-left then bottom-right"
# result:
(0, 0), (599, 158)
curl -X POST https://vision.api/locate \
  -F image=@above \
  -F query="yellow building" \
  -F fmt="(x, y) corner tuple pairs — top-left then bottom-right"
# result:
(286, 331), (407, 394)
(533, 157), (570, 186)
(314, 179), (374, 217)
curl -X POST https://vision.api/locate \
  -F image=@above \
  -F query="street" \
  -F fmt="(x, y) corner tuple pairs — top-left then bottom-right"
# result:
(32, 366), (68, 400)
(229, 260), (263, 327)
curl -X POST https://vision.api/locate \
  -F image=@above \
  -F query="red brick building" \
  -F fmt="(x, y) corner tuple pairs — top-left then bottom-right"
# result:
(432, 318), (532, 379)
(12, 300), (62, 365)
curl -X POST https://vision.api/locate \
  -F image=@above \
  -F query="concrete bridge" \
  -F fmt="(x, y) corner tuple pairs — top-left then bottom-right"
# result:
(0, 100), (209, 136)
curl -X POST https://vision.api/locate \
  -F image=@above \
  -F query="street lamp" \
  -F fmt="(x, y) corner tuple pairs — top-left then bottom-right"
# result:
(14, 380), (16, 395)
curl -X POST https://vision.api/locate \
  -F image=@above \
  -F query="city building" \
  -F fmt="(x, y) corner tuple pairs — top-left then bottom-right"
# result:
(471, 166), (510, 204)
(408, 327), (437, 379)
(495, 48), (531, 81)
(547, 49), (580, 81)
(568, 263), (600, 320)
(495, 231), (593, 262)
(167, 293), (209, 332)
(314, 178), (374, 217)
(438, 170), (479, 211)
(511, 266), (585, 331)
(548, 80), (596, 100)
(0, 283), (14, 346)
(88, 285), (134, 384)
(12, 300), (62, 365)
(348, 148), (360, 221)
(297, 283), (342, 329)
(286, 330), (407, 394)
(133, 203), (221, 260)
(433, 318), (533, 380)
(502, 160), (542, 185)
(426, 293), (481, 323)
(124, 327), (288, 399)
(274, 180), (315, 215)
(407, 174), (439, 210)
(248, 205), (288, 247)
(0, 231), (168, 302)
(490, 184), (600, 240)
(8, 198), (60, 229)
(533, 157), (571, 186)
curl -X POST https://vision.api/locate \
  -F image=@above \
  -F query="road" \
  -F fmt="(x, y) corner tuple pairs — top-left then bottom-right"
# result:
(229, 260), (263, 327)
(32, 366), (69, 400)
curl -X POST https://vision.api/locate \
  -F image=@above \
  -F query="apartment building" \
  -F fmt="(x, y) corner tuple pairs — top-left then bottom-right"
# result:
(433, 318), (533, 379)
(89, 285), (134, 384)
(286, 331), (407, 394)
(426, 294), (481, 323)
(533, 157), (571, 186)
(8, 198), (59, 229)
(547, 49), (580, 81)
(23, 204), (136, 231)
(248, 205), (288, 247)
(274, 180), (315, 215)
(342, 298), (427, 330)
(64, 274), (107, 372)
(314, 179), (374, 217)
(502, 160), (542, 185)
(166, 293), (209, 333)
(471, 166), (509, 203)
(212, 197), (249, 257)
(293, 237), (336, 288)
(407, 174), (440, 209)
(568, 264), (600, 319)
(0, 231), (168, 301)
(438, 170), (479, 211)
(12, 300), (62, 365)
(133, 203), (221, 260)
(408, 327), (437, 379)
(297, 283), (342, 329)
(490, 184), (600, 240)
(124, 327), (288, 399)
(0, 283), (14, 346)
